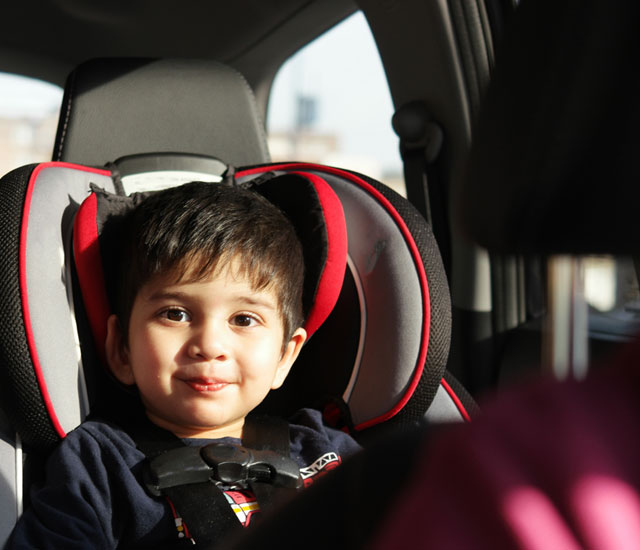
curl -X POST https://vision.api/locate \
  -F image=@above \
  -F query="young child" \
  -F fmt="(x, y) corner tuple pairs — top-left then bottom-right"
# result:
(9, 181), (360, 549)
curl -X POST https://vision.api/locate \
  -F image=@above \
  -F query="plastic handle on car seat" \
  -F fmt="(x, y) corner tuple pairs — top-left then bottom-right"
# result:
(144, 446), (215, 497)
(201, 443), (303, 489)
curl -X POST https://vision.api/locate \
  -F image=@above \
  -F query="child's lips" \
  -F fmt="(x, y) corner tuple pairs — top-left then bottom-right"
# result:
(182, 377), (230, 392)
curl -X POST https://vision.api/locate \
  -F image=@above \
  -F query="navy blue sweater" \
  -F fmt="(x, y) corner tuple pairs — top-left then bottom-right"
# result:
(9, 409), (360, 549)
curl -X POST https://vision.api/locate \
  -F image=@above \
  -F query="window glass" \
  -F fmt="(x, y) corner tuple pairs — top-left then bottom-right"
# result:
(585, 255), (640, 340)
(267, 12), (404, 196)
(0, 73), (62, 174)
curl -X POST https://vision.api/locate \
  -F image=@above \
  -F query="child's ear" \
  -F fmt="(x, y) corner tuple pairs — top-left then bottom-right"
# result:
(105, 314), (135, 386)
(271, 327), (307, 390)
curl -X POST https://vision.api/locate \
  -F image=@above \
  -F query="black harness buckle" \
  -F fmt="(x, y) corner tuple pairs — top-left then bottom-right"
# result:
(144, 442), (303, 497)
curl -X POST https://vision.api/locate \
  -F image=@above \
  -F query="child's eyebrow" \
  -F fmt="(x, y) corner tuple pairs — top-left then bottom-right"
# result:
(146, 289), (278, 311)
(241, 296), (281, 312)
(145, 290), (191, 303)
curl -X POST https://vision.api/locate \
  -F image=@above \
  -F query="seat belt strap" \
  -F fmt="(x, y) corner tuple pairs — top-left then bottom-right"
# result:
(242, 414), (290, 454)
(163, 481), (242, 546)
(242, 415), (297, 511)
(392, 101), (443, 224)
(392, 101), (450, 276)
(128, 413), (296, 546)
(127, 415), (239, 545)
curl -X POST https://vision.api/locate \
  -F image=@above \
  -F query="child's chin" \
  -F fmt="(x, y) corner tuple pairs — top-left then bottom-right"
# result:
(172, 413), (246, 438)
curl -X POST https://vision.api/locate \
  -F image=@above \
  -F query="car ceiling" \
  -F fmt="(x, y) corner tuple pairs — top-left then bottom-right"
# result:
(0, 0), (493, 183)
(0, 0), (493, 154)
(0, 0), (356, 91)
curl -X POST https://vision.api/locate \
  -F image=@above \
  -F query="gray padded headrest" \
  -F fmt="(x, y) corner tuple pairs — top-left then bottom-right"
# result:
(53, 58), (271, 167)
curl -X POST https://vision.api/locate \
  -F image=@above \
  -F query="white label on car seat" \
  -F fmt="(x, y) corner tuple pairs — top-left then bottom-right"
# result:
(299, 452), (341, 487)
(121, 171), (222, 194)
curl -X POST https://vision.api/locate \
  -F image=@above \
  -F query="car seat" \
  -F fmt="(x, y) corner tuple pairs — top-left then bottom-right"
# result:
(0, 58), (475, 546)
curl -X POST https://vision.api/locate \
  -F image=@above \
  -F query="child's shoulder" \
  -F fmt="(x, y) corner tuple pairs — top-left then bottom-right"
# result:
(67, 417), (134, 442)
(286, 408), (360, 486)
(54, 418), (144, 466)
(288, 408), (361, 457)
(288, 407), (331, 433)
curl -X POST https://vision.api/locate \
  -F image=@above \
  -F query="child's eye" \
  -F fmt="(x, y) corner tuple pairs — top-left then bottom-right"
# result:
(160, 308), (191, 323)
(231, 314), (259, 327)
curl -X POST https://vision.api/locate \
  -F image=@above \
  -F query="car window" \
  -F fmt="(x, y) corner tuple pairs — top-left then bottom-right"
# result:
(0, 73), (62, 174)
(585, 255), (640, 340)
(266, 11), (405, 196)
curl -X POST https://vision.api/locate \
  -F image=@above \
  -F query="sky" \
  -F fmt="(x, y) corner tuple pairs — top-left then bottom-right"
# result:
(267, 12), (402, 175)
(0, 73), (62, 118)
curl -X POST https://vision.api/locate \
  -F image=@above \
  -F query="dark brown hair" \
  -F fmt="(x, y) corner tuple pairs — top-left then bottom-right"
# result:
(112, 181), (305, 345)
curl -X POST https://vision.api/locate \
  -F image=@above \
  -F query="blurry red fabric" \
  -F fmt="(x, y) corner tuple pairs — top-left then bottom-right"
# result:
(374, 338), (640, 549)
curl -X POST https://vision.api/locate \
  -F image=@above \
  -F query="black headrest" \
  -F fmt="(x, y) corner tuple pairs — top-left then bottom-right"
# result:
(455, 0), (640, 254)
(54, 58), (270, 167)
(73, 169), (348, 364)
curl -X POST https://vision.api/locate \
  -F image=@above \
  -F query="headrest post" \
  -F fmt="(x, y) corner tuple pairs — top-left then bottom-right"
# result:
(542, 255), (589, 381)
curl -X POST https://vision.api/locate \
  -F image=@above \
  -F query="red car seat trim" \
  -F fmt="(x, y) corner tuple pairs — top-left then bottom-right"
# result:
(73, 192), (111, 364)
(441, 378), (471, 422)
(286, 171), (347, 338)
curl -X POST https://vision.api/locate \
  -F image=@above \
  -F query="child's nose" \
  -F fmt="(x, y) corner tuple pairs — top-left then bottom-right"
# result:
(188, 320), (229, 360)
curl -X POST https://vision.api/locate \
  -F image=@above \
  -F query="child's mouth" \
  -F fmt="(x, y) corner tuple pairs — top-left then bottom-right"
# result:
(183, 378), (229, 392)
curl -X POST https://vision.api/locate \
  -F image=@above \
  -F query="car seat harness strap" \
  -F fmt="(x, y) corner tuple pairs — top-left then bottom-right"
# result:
(144, 442), (302, 496)
(131, 414), (300, 546)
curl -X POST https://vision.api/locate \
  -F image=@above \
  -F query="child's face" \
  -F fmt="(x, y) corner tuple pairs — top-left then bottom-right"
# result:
(105, 261), (306, 439)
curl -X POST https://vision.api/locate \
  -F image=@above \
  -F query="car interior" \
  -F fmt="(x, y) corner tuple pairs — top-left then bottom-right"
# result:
(223, 1), (640, 546)
(0, 0), (638, 546)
